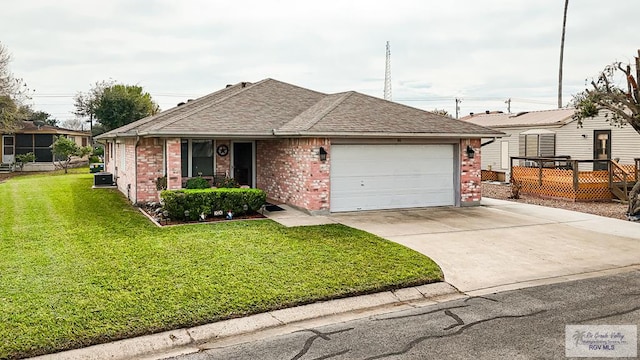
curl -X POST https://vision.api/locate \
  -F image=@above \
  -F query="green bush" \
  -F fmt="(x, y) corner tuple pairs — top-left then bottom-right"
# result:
(15, 152), (36, 171)
(160, 188), (266, 221)
(88, 155), (101, 163)
(185, 177), (210, 189)
(93, 146), (104, 157)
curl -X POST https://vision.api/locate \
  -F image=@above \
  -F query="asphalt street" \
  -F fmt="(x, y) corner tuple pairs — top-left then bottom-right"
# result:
(165, 270), (640, 360)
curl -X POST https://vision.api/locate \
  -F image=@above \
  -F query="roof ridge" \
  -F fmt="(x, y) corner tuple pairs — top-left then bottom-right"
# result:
(98, 83), (244, 137)
(142, 80), (264, 132)
(284, 91), (354, 131)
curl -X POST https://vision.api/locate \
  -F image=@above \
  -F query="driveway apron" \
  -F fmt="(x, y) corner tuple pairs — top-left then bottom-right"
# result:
(331, 199), (640, 293)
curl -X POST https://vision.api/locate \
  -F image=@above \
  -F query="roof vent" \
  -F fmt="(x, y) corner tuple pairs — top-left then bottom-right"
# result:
(514, 111), (529, 117)
(187, 99), (194, 102)
(226, 84), (233, 88)
(177, 102), (186, 107)
(485, 110), (490, 114)
(241, 82), (248, 88)
(469, 112), (474, 116)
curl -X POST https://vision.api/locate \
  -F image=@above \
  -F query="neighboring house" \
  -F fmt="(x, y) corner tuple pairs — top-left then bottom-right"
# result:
(463, 109), (640, 181)
(95, 79), (502, 214)
(1, 121), (91, 171)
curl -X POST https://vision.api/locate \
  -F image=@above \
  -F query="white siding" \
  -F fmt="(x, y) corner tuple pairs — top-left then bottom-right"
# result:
(556, 116), (640, 166)
(480, 128), (521, 171)
(480, 113), (640, 177)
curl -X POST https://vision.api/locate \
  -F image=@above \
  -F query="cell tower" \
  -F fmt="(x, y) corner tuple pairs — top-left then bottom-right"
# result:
(384, 41), (392, 101)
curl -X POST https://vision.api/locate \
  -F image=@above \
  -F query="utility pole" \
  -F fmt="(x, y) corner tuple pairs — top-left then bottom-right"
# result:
(505, 98), (511, 113)
(558, 0), (569, 108)
(384, 41), (392, 101)
(455, 98), (462, 119)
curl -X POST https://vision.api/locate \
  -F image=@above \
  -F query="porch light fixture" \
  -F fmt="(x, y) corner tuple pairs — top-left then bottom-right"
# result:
(466, 145), (475, 159)
(319, 147), (328, 161)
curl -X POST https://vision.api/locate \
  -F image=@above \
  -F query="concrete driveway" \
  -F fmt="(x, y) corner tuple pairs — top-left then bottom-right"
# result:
(331, 198), (640, 294)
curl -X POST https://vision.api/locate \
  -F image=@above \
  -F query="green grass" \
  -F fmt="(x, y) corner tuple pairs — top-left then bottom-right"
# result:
(0, 169), (442, 359)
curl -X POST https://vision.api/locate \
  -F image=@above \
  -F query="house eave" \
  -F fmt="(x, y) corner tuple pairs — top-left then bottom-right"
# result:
(274, 131), (505, 138)
(95, 130), (504, 140)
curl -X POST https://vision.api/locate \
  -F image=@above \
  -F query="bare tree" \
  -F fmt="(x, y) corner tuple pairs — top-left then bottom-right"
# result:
(61, 118), (85, 131)
(572, 50), (640, 133)
(0, 42), (31, 131)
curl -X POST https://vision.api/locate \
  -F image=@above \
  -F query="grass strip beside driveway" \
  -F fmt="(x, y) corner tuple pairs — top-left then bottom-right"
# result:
(0, 169), (442, 359)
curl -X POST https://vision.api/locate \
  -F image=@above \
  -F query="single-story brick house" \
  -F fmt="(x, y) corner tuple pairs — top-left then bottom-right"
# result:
(96, 79), (502, 214)
(1, 120), (90, 171)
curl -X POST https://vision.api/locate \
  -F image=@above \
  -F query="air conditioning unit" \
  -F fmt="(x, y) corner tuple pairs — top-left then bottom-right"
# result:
(94, 172), (114, 186)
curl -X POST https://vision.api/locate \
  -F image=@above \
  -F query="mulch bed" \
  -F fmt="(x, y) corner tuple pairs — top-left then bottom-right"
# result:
(138, 203), (266, 226)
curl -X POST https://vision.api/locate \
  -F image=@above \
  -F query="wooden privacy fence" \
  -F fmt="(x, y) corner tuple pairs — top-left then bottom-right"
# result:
(510, 157), (639, 202)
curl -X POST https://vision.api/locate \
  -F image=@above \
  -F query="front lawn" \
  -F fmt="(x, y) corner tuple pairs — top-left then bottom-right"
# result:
(0, 169), (442, 359)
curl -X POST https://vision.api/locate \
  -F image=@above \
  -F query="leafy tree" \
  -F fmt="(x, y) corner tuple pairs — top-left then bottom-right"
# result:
(26, 110), (58, 126)
(572, 50), (640, 133)
(73, 79), (114, 132)
(51, 136), (91, 174)
(14, 152), (36, 171)
(0, 95), (19, 131)
(95, 84), (159, 130)
(74, 81), (159, 133)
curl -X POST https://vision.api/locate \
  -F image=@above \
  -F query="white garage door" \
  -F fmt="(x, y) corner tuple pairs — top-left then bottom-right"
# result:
(330, 144), (455, 212)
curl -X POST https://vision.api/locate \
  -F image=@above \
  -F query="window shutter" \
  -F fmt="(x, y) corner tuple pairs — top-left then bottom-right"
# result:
(538, 134), (556, 157)
(525, 135), (538, 157)
(519, 134), (526, 156)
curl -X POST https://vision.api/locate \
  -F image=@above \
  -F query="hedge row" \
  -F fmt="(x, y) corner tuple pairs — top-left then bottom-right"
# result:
(160, 188), (266, 221)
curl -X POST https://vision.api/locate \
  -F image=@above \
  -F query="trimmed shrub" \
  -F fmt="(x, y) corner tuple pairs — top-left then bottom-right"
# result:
(185, 177), (210, 189)
(160, 188), (267, 221)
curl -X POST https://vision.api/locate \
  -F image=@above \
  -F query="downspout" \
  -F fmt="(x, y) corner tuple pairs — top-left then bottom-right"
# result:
(481, 138), (496, 147)
(134, 132), (140, 204)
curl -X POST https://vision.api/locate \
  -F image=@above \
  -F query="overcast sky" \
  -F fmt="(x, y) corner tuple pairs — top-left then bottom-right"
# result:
(2, 0), (639, 125)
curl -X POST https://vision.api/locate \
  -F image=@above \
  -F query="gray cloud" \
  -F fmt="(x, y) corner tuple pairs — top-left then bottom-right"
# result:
(2, 0), (639, 119)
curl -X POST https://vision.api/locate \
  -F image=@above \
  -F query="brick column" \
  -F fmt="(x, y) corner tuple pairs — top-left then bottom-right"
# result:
(460, 138), (481, 205)
(166, 138), (182, 190)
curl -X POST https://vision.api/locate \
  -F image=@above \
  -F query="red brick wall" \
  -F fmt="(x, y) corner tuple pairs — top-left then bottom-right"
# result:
(215, 140), (230, 176)
(460, 138), (482, 205)
(136, 138), (164, 203)
(256, 138), (330, 213)
(113, 138), (137, 202)
(166, 138), (182, 190)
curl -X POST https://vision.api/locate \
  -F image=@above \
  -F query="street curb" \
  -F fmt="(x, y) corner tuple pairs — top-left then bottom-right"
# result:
(29, 282), (459, 360)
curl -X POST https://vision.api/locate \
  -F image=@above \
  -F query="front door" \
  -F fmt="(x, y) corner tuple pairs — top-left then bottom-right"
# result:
(233, 142), (253, 187)
(593, 130), (611, 170)
(2, 135), (14, 164)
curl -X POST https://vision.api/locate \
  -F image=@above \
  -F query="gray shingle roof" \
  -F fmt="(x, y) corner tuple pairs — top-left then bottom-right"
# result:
(97, 79), (502, 139)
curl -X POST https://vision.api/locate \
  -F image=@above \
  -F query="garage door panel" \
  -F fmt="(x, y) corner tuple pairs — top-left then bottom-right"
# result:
(330, 144), (455, 212)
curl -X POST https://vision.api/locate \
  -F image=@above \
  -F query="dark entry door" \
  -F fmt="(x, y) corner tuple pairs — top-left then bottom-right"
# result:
(593, 130), (611, 170)
(233, 142), (253, 187)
